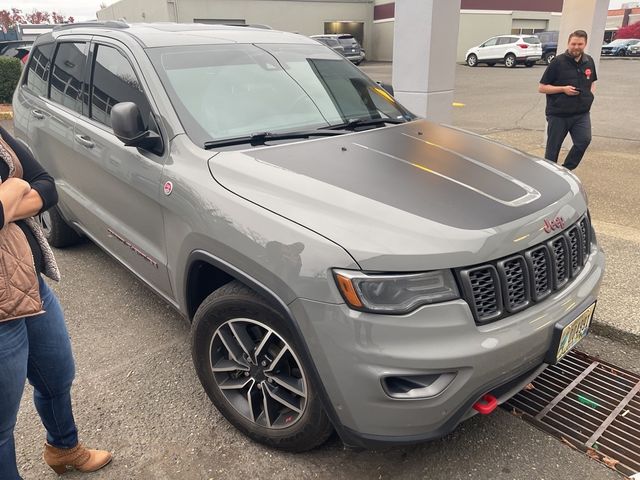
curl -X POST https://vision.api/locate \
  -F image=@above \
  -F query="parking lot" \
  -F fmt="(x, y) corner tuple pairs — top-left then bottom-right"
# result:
(8, 58), (640, 480)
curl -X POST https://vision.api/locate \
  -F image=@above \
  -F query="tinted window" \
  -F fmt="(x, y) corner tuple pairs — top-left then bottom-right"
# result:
(483, 38), (498, 47)
(524, 36), (541, 44)
(24, 43), (55, 96)
(90, 44), (151, 129)
(497, 37), (512, 45)
(50, 42), (87, 113)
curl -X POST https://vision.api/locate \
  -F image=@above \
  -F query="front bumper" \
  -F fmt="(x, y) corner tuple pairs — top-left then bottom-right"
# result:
(289, 244), (605, 447)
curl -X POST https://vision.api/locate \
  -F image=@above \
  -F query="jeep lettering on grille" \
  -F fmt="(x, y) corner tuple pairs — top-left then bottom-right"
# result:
(544, 216), (566, 233)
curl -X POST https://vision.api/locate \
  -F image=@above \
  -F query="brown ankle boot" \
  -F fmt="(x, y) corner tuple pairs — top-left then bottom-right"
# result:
(43, 442), (112, 475)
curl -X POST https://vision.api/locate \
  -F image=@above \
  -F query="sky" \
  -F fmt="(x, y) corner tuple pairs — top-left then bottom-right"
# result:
(1, 0), (634, 22)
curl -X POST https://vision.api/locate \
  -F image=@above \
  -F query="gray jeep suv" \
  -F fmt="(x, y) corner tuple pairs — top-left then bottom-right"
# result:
(13, 22), (605, 452)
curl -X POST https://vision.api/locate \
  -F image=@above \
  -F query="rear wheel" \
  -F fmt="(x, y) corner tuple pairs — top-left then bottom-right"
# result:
(37, 206), (83, 248)
(466, 54), (478, 67)
(191, 281), (333, 452)
(504, 53), (517, 68)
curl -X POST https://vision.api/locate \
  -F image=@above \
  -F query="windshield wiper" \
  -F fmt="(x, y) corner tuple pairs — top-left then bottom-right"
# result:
(326, 117), (408, 131)
(203, 129), (344, 149)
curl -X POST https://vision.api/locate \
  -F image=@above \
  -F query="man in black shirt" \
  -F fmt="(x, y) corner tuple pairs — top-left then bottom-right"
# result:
(539, 29), (597, 170)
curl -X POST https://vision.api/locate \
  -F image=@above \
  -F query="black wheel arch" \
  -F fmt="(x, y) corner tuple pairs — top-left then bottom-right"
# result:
(183, 249), (351, 444)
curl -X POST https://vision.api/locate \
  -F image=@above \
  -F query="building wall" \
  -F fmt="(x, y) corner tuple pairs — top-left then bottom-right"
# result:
(97, 0), (374, 53)
(97, 0), (171, 24)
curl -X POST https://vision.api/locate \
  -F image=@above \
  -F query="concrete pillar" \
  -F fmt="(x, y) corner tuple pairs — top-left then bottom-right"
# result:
(391, 0), (461, 124)
(557, 0), (609, 72)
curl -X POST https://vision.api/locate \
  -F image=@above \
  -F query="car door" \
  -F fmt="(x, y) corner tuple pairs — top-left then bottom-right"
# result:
(69, 38), (172, 297)
(496, 37), (516, 59)
(27, 38), (90, 229)
(477, 37), (499, 60)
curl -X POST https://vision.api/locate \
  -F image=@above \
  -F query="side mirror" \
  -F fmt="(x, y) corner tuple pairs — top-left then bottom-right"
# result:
(376, 81), (394, 96)
(111, 102), (163, 153)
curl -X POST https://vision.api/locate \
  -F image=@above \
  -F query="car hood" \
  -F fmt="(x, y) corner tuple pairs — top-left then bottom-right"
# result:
(208, 120), (586, 271)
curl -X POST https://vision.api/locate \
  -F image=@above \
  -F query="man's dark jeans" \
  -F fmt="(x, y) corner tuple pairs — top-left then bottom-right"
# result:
(0, 276), (78, 480)
(545, 112), (592, 170)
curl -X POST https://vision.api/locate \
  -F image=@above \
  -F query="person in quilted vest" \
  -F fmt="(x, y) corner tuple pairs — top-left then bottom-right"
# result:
(0, 126), (112, 479)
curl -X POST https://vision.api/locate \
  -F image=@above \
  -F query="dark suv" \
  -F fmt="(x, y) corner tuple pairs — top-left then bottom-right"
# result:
(536, 31), (559, 64)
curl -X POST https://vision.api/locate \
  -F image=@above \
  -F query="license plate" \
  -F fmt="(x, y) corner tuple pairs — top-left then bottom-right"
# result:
(546, 303), (596, 364)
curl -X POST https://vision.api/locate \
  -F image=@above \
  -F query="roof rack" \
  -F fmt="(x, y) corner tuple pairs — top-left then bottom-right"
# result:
(53, 20), (129, 31)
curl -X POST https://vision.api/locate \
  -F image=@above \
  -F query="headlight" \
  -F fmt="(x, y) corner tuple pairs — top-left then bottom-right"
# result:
(333, 269), (460, 314)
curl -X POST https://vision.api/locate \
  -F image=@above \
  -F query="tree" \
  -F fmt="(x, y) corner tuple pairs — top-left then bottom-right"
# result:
(615, 21), (640, 39)
(0, 8), (74, 30)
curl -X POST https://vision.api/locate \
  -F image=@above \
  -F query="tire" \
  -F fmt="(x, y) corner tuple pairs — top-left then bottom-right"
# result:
(525, 61), (535, 67)
(619, 49), (626, 57)
(487, 62), (496, 67)
(191, 281), (333, 452)
(544, 52), (555, 64)
(466, 54), (478, 67)
(37, 206), (83, 248)
(504, 53), (517, 68)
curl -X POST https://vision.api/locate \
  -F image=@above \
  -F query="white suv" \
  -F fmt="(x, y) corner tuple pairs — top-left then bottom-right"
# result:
(466, 35), (542, 68)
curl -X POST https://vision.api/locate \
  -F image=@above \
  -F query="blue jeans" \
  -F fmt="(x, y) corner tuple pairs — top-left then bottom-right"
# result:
(0, 276), (78, 480)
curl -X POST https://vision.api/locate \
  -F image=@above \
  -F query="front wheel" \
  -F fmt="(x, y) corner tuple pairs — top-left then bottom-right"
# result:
(466, 54), (478, 67)
(618, 49), (626, 57)
(191, 281), (333, 452)
(544, 52), (555, 64)
(504, 53), (517, 68)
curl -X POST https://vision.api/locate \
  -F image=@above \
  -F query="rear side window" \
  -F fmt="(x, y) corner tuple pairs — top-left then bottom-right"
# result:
(50, 42), (88, 114)
(24, 43), (55, 96)
(524, 36), (541, 44)
(497, 38), (512, 45)
(90, 44), (151, 129)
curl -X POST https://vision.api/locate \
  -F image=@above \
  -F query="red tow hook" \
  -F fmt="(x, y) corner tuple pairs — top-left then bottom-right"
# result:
(473, 394), (498, 415)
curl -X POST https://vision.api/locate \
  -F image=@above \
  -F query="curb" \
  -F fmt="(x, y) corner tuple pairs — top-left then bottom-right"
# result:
(591, 320), (640, 347)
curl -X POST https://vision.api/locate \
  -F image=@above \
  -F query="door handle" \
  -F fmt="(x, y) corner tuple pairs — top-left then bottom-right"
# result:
(75, 134), (95, 149)
(31, 110), (45, 120)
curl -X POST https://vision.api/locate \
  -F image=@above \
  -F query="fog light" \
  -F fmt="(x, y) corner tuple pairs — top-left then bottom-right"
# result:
(382, 372), (456, 399)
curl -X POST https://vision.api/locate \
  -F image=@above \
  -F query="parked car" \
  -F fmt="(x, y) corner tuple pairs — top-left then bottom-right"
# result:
(629, 42), (640, 56)
(601, 38), (640, 56)
(535, 30), (558, 64)
(310, 36), (345, 56)
(311, 34), (364, 64)
(466, 34), (542, 68)
(14, 22), (604, 452)
(1, 43), (31, 64)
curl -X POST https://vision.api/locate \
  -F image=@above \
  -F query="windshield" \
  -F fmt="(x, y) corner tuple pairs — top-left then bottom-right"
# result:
(148, 43), (411, 147)
(338, 37), (358, 47)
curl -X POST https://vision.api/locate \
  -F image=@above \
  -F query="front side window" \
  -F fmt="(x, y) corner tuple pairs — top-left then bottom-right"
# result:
(90, 44), (151, 128)
(148, 43), (412, 147)
(24, 43), (55, 96)
(49, 42), (87, 113)
(483, 38), (498, 47)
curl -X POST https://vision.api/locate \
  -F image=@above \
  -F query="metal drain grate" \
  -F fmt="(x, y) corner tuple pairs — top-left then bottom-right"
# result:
(505, 350), (640, 477)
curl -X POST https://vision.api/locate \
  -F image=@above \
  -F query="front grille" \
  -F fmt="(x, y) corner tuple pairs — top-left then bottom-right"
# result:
(458, 215), (593, 324)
